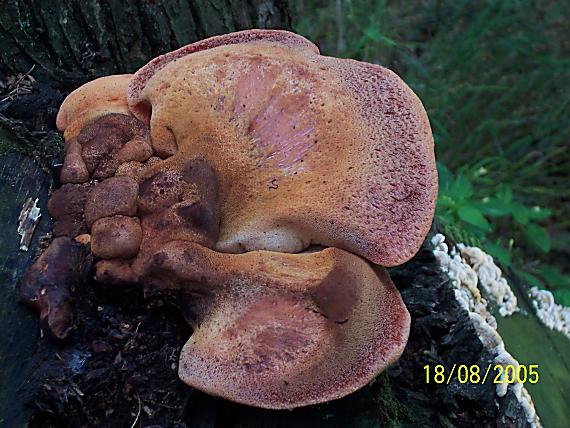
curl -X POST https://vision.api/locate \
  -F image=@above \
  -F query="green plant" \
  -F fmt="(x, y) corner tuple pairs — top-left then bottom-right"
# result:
(437, 162), (569, 303)
(293, 0), (570, 304)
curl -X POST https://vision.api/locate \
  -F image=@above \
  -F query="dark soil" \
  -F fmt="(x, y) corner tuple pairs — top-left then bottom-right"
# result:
(24, 285), (191, 428)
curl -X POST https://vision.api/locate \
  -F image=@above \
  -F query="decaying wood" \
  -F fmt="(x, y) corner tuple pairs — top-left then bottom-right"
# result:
(17, 197), (41, 251)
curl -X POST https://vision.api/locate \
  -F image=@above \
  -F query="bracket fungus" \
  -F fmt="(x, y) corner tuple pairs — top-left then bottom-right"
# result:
(21, 30), (436, 409)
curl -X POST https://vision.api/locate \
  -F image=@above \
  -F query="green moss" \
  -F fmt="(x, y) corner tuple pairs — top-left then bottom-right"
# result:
(0, 115), (63, 172)
(375, 373), (409, 428)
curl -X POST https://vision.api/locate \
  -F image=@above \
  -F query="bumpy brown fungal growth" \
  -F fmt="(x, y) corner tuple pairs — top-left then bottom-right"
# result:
(91, 216), (142, 260)
(57, 74), (152, 184)
(24, 29), (436, 409)
(60, 139), (89, 184)
(84, 176), (139, 227)
(75, 114), (151, 180)
(19, 237), (92, 340)
(48, 183), (92, 237)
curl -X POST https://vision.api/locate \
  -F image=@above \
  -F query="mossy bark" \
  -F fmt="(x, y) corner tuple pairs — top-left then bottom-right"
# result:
(0, 152), (54, 426)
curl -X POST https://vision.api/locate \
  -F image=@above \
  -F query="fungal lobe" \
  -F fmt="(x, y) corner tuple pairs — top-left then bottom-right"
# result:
(24, 29), (436, 409)
(142, 242), (410, 409)
(127, 29), (437, 267)
(19, 236), (92, 341)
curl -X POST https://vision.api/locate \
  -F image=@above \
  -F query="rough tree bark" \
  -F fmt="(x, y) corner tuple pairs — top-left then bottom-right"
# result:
(0, 0), (293, 88)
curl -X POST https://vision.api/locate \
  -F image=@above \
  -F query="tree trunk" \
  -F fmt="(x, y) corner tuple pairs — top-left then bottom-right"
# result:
(0, 0), (293, 89)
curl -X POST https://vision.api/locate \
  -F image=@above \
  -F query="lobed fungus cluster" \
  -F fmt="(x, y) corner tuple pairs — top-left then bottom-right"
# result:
(21, 30), (437, 409)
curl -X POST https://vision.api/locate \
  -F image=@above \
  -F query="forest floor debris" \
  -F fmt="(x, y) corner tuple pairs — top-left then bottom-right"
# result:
(18, 197), (41, 251)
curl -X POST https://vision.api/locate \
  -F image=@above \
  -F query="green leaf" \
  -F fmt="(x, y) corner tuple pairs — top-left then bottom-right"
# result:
(553, 289), (570, 307)
(524, 223), (551, 253)
(458, 205), (491, 231)
(527, 206), (552, 221)
(511, 202), (530, 225)
(485, 242), (512, 267)
(496, 187), (513, 203)
(519, 271), (543, 288)
(539, 265), (570, 289)
(437, 194), (457, 210)
(363, 26), (396, 46)
(435, 210), (455, 227)
(475, 199), (512, 217)
(451, 174), (473, 200)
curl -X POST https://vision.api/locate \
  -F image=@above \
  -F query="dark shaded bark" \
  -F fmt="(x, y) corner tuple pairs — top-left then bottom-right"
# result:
(0, 0), (293, 90)
(0, 152), (54, 426)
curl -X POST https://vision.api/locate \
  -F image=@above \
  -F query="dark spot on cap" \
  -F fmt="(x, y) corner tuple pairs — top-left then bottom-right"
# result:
(310, 265), (360, 324)
(182, 158), (220, 207)
(176, 203), (219, 242)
